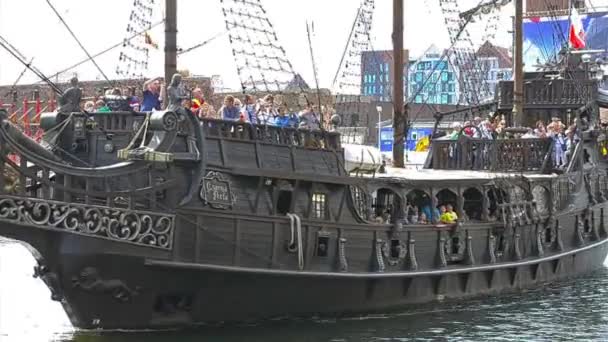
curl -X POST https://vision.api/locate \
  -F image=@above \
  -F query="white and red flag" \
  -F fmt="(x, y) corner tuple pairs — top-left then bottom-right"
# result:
(569, 7), (586, 50)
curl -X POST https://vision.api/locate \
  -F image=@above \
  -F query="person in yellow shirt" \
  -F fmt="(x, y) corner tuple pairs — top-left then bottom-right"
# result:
(446, 204), (458, 223)
(439, 205), (452, 224)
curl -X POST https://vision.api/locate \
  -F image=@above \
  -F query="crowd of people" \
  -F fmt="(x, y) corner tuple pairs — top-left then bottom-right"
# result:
(212, 94), (322, 130)
(376, 203), (460, 225)
(438, 114), (582, 168)
(80, 76), (324, 130)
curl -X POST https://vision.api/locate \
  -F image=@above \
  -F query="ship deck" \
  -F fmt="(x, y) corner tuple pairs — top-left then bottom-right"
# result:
(371, 167), (559, 182)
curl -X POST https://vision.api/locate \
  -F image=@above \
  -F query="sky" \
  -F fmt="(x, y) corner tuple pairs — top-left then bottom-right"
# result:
(0, 0), (541, 90)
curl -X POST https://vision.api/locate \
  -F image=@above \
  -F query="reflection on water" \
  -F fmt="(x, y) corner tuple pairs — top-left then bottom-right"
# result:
(1, 241), (608, 342)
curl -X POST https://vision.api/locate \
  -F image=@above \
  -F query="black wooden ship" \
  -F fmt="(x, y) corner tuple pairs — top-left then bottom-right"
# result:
(1, 0), (608, 331)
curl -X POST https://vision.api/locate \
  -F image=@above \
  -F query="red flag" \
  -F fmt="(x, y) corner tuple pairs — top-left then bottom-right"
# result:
(569, 7), (586, 50)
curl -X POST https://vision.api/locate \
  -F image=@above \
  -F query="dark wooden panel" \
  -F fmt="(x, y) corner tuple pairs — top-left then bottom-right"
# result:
(197, 216), (236, 265)
(239, 220), (274, 268)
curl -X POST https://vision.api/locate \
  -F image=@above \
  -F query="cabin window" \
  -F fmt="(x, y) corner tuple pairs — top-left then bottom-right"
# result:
(584, 216), (592, 234)
(312, 193), (327, 219)
(316, 235), (330, 257)
(372, 188), (401, 223)
(463, 188), (483, 221)
(276, 190), (293, 215)
(406, 189), (433, 224)
(544, 224), (554, 244)
(450, 236), (461, 255)
(436, 189), (458, 219)
(390, 239), (401, 258)
(496, 233), (505, 255)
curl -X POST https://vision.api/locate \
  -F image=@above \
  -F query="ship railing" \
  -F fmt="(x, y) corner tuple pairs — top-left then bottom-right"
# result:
(497, 79), (597, 110)
(429, 136), (552, 172)
(200, 118), (341, 150)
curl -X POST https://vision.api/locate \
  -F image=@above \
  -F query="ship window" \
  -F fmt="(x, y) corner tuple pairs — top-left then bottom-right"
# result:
(276, 190), (293, 215)
(545, 225), (554, 244)
(406, 189), (432, 223)
(372, 188), (401, 223)
(436, 189), (458, 214)
(316, 235), (329, 257)
(584, 216), (592, 234)
(390, 239), (401, 258)
(312, 193), (327, 219)
(496, 233), (505, 254)
(451, 236), (461, 255)
(463, 188), (483, 221)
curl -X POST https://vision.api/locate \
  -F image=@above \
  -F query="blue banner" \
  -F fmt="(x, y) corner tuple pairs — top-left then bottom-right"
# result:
(380, 127), (433, 152)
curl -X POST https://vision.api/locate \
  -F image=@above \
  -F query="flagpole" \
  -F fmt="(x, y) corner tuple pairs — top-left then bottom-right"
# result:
(512, 0), (524, 128)
(165, 0), (177, 85)
(392, 0), (405, 168)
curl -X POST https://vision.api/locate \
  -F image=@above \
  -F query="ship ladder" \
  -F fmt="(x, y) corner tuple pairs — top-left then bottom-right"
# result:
(286, 213), (304, 270)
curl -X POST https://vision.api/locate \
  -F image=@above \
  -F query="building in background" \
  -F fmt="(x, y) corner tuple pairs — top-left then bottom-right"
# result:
(408, 45), (460, 105)
(360, 50), (409, 102)
(476, 41), (513, 98)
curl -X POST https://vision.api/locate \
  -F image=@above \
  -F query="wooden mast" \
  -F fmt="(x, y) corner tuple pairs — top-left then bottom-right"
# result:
(512, 0), (524, 127)
(165, 0), (178, 85)
(392, 0), (405, 168)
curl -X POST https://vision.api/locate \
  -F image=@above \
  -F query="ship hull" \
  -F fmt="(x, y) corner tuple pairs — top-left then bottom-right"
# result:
(16, 236), (608, 329)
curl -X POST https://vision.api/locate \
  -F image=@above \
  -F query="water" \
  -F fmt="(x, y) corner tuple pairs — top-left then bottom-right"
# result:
(1, 242), (608, 342)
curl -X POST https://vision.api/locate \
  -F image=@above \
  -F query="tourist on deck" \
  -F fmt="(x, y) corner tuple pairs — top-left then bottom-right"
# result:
(141, 77), (162, 111)
(522, 128), (536, 139)
(299, 105), (321, 130)
(463, 121), (474, 137)
(219, 95), (240, 121)
(534, 121), (547, 138)
(421, 203), (440, 224)
(257, 95), (278, 125)
(199, 102), (216, 120)
(446, 204), (459, 223)
(418, 212), (428, 225)
(564, 129), (580, 164)
(128, 87), (140, 112)
(83, 101), (95, 112)
(480, 120), (494, 139)
(275, 107), (300, 128)
(95, 100), (111, 113)
(190, 88), (205, 115)
(242, 95), (257, 124)
(549, 119), (567, 167)
(447, 122), (462, 140)
(439, 205), (452, 224)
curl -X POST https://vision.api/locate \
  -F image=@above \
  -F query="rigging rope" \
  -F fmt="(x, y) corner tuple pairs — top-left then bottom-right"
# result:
(40, 20), (164, 85)
(116, 0), (156, 79)
(45, 0), (113, 86)
(219, 0), (307, 95)
(0, 35), (62, 94)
